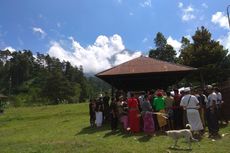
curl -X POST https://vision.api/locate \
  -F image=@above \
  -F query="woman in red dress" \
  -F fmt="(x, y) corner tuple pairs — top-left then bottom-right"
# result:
(128, 93), (140, 133)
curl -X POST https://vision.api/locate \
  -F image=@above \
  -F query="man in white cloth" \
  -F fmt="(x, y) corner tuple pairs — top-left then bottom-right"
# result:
(95, 94), (104, 127)
(180, 88), (203, 135)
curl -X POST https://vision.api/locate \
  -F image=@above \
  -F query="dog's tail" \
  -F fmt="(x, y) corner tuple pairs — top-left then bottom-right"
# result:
(186, 124), (192, 130)
(186, 124), (198, 142)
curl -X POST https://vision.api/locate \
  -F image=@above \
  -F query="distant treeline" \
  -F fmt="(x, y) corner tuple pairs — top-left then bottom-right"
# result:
(0, 50), (110, 106)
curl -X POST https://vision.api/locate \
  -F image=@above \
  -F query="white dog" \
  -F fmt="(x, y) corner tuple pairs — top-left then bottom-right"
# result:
(166, 124), (199, 149)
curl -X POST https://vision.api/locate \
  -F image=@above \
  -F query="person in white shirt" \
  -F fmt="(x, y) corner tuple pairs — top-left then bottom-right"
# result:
(206, 85), (219, 137)
(214, 87), (223, 124)
(180, 88), (203, 134)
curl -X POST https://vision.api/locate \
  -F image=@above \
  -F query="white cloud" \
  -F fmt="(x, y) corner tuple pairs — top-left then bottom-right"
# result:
(3, 46), (16, 52)
(32, 27), (46, 38)
(178, 3), (196, 21)
(140, 0), (152, 8)
(202, 3), (208, 9)
(48, 34), (142, 74)
(182, 6), (195, 21)
(142, 37), (148, 43)
(211, 12), (229, 29)
(218, 32), (230, 54)
(184, 35), (192, 41)
(178, 2), (183, 8)
(167, 36), (182, 56)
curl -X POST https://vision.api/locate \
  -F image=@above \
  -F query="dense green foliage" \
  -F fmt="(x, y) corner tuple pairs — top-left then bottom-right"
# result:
(149, 27), (230, 85)
(0, 50), (110, 105)
(178, 26), (230, 85)
(149, 32), (177, 62)
(0, 103), (229, 153)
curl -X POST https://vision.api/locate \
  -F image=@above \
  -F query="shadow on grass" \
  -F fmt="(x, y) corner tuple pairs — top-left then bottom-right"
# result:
(137, 135), (152, 142)
(103, 130), (120, 138)
(168, 147), (192, 152)
(76, 124), (110, 135)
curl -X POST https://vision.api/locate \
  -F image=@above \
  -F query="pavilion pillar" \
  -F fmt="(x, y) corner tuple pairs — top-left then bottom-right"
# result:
(199, 70), (205, 89)
(111, 81), (114, 99)
(111, 86), (114, 99)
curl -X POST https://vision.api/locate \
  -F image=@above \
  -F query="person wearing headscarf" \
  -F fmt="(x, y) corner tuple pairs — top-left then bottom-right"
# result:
(127, 93), (140, 133)
(153, 91), (167, 131)
(180, 88), (203, 136)
(141, 94), (155, 135)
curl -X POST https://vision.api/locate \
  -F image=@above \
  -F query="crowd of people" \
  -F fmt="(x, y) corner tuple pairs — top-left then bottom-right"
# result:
(89, 85), (224, 138)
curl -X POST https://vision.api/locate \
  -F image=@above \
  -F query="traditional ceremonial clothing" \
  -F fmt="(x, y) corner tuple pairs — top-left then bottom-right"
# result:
(180, 94), (203, 131)
(128, 97), (140, 133)
(141, 100), (155, 134)
(95, 99), (103, 127)
(153, 96), (167, 128)
(95, 112), (103, 127)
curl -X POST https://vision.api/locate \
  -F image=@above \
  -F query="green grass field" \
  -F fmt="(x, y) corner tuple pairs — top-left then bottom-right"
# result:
(0, 103), (229, 153)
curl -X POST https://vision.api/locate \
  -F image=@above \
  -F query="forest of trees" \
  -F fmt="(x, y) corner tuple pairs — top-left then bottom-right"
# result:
(0, 50), (110, 106)
(0, 26), (229, 106)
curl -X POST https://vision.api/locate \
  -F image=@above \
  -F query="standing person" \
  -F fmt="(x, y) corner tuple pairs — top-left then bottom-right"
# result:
(141, 95), (155, 135)
(153, 92), (167, 131)
(180, 88), (204, 136)
(206, 85), (219, 138)
(128, 93), (140, 133)
(89, 99), (96, 127)
(214, 87), (223, 125)
(196, 88), (208, 128)
(110, 98), (118, 132)
(95, 95), (104, 127)
(120, 98), (129, 132)
(103, 92), (110, 122)
(165, 91), (174, 130)
(172, 89), (183, 129)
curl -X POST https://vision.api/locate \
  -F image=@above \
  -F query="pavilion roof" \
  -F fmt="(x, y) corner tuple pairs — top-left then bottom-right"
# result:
(96, 56), (196, 76)
(96, 56), (196, 90)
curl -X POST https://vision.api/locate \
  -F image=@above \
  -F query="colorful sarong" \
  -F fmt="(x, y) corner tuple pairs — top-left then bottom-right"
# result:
(157, 109), (167, 127)
(143, 111), (155, 134)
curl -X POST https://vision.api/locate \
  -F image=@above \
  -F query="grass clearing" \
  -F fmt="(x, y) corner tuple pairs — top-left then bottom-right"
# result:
(0, 103), (229, 153)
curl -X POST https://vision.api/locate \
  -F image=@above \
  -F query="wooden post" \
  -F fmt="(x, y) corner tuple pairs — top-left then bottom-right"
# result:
(200, 70), (205, 89)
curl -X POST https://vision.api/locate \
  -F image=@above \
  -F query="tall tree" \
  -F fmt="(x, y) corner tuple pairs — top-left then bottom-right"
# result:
(179, 26), (229, 84)
(149, 32), (176, 62)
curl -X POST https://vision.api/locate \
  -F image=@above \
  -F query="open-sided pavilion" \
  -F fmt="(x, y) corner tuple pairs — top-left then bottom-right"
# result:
(96, 56), (197, 91)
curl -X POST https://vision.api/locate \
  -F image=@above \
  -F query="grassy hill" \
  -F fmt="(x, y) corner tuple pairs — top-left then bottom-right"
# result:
(0, 103), (229, 153)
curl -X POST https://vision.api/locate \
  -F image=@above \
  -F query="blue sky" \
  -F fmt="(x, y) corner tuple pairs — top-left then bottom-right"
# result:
(0, 0), (230, 73)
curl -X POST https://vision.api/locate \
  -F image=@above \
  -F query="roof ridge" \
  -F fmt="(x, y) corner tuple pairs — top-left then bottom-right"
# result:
(96, 56), (196, 76)
(96, 55), (143, 76)
(147, 57), (197, 69)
